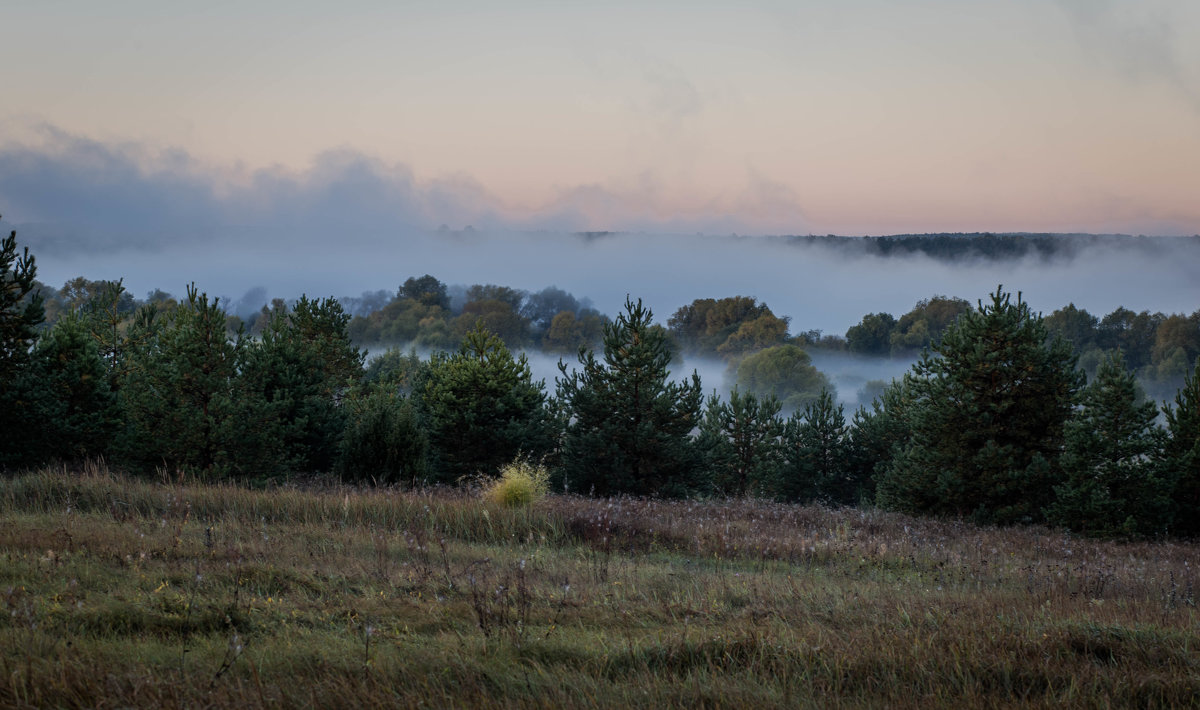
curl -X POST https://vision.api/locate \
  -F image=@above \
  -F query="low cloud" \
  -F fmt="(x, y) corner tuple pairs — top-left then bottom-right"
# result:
(2, 125), (1197, 341)
(0, 124), (808, 255)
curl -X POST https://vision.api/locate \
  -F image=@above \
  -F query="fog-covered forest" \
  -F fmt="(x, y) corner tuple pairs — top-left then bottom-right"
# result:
(4, 220), (1199, 539)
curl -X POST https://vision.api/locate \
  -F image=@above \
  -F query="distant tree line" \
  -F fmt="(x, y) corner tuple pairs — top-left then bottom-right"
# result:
(3, 223), (1200, 538)
(780, 232), (1200, 262)
(344, 276), (610, 354)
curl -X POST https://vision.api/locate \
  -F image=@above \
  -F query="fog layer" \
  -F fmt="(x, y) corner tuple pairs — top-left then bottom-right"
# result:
(4, 127), (1198, 338)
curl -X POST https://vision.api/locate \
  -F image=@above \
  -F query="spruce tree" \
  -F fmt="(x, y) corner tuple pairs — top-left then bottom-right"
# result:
(1163, 357), (1200, 537)
(877, 286), (1083, 524)
(556, 297), (703, 497)
(1048, 351), (1168, 537)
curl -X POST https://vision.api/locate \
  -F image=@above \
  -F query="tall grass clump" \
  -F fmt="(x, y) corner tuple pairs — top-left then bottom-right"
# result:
(484, 458), (549, 507)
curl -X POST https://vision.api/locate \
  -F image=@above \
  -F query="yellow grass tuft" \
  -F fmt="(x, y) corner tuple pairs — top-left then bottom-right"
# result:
(484, 458), (549, 507)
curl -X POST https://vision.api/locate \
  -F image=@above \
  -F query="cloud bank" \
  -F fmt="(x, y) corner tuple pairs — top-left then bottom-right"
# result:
(0, 125), (812, 257)
(2, 126), (1198, 338)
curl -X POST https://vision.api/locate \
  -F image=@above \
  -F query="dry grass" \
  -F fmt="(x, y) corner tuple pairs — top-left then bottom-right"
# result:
(0, 461), (1197, 708)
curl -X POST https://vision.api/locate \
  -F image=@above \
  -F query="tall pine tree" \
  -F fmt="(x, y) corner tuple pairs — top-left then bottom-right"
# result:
(556, 298), (703, 497)
(877, 287), (1083, 524)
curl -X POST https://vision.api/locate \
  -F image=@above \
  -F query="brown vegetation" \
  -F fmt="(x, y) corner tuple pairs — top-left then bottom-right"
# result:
(1, 462), (1196, 708)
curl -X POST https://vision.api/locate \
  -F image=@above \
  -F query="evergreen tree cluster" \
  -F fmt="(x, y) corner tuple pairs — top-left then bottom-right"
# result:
(4, 223), (1200, 539)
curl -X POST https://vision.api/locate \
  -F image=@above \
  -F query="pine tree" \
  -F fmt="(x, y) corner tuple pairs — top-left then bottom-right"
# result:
(78, 279), (135, 387)
(0, 220), (47, 471)
(31, 314), (119, 463)
(777, 390), (849, 503)
(1163, 356), (1200, 537)
(239, 296), (364, 476)
(423, 324), (552, 483)
(844, 380), (914, 506)
(697, 389), (783, 497)
(1047, 351), (1168, 537)
(877, 286), (1083, 524)
(118, 285), (244, 477)
(0, 218), (44, 384)
(556, 297), (703, 497)
(337, 386), (428, 486)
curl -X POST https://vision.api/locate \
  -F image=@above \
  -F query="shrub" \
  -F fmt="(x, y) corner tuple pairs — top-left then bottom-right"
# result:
(484, 459), (549, 507)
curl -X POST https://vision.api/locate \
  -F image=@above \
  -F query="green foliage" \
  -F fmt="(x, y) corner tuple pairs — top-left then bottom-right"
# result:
(362, 347), (428, 393)
(239, 296), (364, 476)
(888, 296), (970, 356)
(0, 218), (44, 382)
(734, 344), (833, 413)
(1163, 357), (1200, 537)
(845, 379), (914, 506)
(423, 325), (553, 483)
(484, 457), (550, 506)
(77, 279), (136, 386)
(541, 310), (608, 353)
(522, 286), (581, 331)
(117, 285), (246, 478)
(556, 298), (703, 497)
(877, 286), (1083, 525)
(716, 313), (791, 359)
(846, 312), (897, 356)
(1098, 307), (1162, 371)
(399, 274), (450, 309)
(1047, 352), (1169, 537)
(337, 386), (428, 485)
(286, 295), (365, 394)
(453, 298), (530, 347)
(776, 390), (850, 503)
(464, 284), (526, 312)
(0, 221), (47, 472)
(855, 379), (889, 406)
(697, 389), (783, 497)
(1044, 303), (1099, 352)
(668, 296), (788, 358)
(2, 314), (119, 469)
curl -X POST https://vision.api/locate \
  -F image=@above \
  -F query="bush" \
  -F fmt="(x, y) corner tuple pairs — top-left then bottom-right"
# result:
(484, 459), (549, 507)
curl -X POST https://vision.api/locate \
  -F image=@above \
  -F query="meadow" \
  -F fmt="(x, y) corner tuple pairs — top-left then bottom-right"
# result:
(1, 462), (1197, 708)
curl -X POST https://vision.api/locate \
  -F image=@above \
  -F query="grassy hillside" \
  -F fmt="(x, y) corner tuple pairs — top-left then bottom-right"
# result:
(1, 463), (1197, 708)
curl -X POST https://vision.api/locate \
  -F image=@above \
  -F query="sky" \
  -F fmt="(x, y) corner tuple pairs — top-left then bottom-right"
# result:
(4, 0), (1200, 236)
(1, 1), (1199, 333)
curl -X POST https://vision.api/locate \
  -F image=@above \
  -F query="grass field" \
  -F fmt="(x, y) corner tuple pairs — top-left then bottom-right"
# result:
(1, 462), (1197, 708)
